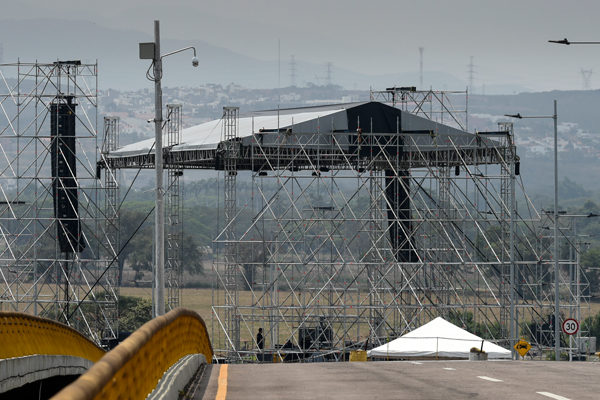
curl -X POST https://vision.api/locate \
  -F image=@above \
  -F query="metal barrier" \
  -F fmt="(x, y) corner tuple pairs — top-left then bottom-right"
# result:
(53, 308), (213, 400)
(0, 312), (105, 362)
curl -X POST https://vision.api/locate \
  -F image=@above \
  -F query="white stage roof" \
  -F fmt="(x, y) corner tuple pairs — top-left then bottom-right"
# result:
(111, 104), (354, 157)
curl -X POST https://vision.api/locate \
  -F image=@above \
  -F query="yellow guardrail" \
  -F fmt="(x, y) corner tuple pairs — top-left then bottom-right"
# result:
(53, 308), (213, 400)
(0, 312), (105, 362)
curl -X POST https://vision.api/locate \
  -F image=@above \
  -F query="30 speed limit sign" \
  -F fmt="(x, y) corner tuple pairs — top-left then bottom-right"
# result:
(562, 318), (579, 335)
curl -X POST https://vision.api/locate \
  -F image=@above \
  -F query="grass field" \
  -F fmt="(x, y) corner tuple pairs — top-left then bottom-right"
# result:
(120, 286), (600, 320)
(120, 286), (600, 352)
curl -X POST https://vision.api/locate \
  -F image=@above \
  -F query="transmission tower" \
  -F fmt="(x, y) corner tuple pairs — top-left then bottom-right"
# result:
(581, 68), (593, 90)
(419, 47), (424, 88)
(467, 56), (475, 93)
(325, 62), (333, 86)
(290, 55), (297, 87)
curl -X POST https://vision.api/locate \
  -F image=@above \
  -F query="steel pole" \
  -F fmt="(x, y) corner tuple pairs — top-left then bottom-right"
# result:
(509, 138), (516, 359)
(153, 20), (165, 317)
(553, 99), (559, 361)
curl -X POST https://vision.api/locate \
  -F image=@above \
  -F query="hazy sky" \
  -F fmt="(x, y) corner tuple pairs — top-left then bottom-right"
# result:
(4, 0), (600, 91)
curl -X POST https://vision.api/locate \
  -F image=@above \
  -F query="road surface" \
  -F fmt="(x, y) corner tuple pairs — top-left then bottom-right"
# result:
(197, 360), (599, 399)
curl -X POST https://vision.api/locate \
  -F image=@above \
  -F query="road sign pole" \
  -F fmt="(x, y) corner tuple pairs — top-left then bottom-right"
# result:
(562, 318), (579, 361)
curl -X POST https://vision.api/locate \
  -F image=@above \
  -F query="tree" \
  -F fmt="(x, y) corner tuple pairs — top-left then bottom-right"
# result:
(117, 207), (153, 285)
(582, 311), (600, 351)
(182, 236), (204, 275)
(581, 246), (600, 297)
(118, 295), (152, 332)
(117, 206), (206, 284)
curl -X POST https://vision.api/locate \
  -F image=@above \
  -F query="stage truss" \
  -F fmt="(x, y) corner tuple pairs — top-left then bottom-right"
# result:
(211, 93), (590, 362)
(0, 61), (118, 344)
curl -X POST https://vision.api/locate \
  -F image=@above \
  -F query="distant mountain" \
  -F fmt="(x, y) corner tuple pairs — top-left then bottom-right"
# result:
(0, 18), (483, 92)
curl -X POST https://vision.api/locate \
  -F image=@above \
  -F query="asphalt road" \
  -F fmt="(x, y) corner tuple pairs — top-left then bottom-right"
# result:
(199, 360), (599, 400)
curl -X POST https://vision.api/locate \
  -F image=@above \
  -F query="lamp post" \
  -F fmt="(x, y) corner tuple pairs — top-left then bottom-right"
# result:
(548, 37), (600, 358)
(549, 38), (600, 45)
(505, 101), (559, 361)
(140, 20), (198, 317)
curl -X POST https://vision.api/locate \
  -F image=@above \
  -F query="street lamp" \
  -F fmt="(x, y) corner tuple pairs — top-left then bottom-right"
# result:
(549, 38), (600, 45)
(505, 101), (560, 361)
(140, 20), (198, 317)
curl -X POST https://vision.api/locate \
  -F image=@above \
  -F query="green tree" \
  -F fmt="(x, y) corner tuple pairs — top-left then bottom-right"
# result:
(118, 205), (205, 282)
(582, 311), (600, 351)
(118, 295), (152, 332)
(182, 236), (204, 275)
(118, 207), (153, 285)
(581, 246), (600, 297)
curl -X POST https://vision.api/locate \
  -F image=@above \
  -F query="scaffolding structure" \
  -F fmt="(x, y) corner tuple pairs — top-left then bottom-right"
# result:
(165, 104), (183, 310)
(214, 106), (241, 359)
(209, 92), (589, 362)
(370, 87), (469, 131)
(95, 87), (590, 361)
(101, 116), (120, 340)
(0, 61), (118, 344)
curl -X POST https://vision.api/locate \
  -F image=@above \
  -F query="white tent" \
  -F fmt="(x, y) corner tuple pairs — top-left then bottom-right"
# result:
(367, 317), (511, 359)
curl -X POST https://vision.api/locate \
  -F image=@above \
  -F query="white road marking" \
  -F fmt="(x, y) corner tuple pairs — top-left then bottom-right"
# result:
(477, 376), (503, 382)
(536, 392), (570, 400)
(410, 361), (423, 365)
(443, 367), (456, 370)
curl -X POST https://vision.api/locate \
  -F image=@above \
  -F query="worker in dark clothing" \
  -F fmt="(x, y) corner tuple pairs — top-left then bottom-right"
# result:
(257, 328), (265, 361)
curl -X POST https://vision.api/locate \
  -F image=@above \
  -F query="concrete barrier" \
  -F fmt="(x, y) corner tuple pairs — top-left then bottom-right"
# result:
(147, 354), (207, 400)
(0, 355), (93, 393)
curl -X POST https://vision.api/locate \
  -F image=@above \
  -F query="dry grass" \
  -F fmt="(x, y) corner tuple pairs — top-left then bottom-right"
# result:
(121, 288), (600, 354)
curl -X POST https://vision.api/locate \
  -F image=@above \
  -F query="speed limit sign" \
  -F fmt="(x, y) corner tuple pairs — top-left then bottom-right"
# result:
(562, 318), (579, 335)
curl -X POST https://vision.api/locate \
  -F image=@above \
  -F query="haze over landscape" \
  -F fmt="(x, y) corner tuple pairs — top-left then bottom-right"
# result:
(4, 3), (600, 396)
(3, 0), (600, 92)
(3, 1), (600, 197)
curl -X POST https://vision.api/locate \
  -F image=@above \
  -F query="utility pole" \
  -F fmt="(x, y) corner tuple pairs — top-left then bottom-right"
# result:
(153, 20), (165, 317)
(140, 21), (198, 317)
(505, 101), (560, 360)
(553, 99), (559, 362)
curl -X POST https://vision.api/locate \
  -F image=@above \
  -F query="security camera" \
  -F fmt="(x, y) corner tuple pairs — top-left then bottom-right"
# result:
(192, 56), (199, 67)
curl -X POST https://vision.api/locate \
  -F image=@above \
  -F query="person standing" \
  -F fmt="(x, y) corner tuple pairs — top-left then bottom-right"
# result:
(257, 328), (264, 361)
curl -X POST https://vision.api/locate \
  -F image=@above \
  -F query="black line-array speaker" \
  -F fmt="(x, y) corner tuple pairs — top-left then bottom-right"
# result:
(385, 170), (415, 262)
(51, 96), (85, 253)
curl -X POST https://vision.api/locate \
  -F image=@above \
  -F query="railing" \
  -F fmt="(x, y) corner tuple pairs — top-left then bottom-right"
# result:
(53, 308), (213, 400)
(0, 312), (105, 362)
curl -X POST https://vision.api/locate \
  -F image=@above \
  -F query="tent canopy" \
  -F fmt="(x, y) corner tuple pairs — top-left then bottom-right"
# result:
(367, 317), (511, 359)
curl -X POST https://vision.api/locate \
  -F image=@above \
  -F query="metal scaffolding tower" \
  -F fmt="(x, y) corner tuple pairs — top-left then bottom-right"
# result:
(208, 90), (588, 362)
(101, 116), (120, 339)
(96, 85), (589, 362)
(0, 61), (118, 344)
(165, 104), (183, 310)
(214, 106), (241, 359)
